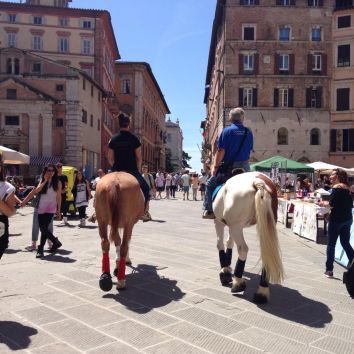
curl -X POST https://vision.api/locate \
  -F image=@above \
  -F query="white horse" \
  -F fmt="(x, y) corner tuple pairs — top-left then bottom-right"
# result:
(213, 171), (284, 304)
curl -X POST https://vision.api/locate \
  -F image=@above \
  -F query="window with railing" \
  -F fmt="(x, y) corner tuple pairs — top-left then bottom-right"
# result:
(337, 44), (350, 67)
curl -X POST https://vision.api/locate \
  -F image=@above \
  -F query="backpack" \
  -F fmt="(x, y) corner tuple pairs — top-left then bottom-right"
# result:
(343, 259), (354, 298)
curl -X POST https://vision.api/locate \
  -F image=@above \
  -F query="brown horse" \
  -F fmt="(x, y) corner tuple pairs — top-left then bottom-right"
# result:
(95, 172), (144, 291)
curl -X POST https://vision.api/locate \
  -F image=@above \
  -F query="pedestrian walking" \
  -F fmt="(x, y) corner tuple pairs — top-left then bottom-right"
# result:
(0, 157), (16, 260)
(203, 107), (253, 219)
(57, 163), (69, 225)
(142, 165), (155, 221)
(170, 173), (177, 198)
(181, 171), (191, 201)
(191, 173), (199, 201)
(155, 171), (165, 199)
(198, 172), (208, 200)
(88, 168), (105, 223)
(321, 169), (354, 278)
(107, 113), (150, 221)
(165, 173), (172, 199)
(72, 170), (91, 227)
(34, 164), (62, 258)
(20, 179), (54, 251)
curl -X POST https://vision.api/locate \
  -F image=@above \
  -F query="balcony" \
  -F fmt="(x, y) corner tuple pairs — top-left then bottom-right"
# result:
(103, 91), (119, 114)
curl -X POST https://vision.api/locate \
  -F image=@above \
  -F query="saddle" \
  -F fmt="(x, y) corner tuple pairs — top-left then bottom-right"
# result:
(213, 167), (245, 201)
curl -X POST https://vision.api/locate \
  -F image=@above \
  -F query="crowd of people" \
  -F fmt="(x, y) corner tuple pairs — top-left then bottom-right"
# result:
(0, 108), (353, 282)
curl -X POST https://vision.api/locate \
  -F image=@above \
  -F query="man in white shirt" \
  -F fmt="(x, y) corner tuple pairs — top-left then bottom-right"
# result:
(181, 171), (191, 201)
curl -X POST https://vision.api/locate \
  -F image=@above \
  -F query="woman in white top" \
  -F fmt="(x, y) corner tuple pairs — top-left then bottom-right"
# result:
(35, 164), (62, 258)
(155, 171), (165, 199)
(0, 157), (16, 260)
(72, 170), (91, 227)
(165, 173), (172, 199)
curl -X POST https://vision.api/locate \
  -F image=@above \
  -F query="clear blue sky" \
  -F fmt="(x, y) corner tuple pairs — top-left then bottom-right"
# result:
(72, 0), (216, 171)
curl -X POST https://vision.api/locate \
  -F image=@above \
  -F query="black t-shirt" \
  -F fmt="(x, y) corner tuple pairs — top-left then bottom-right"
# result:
(329, 187), (353, 222)
(108, 131), (141, 172)
(58, 175), (68, 195)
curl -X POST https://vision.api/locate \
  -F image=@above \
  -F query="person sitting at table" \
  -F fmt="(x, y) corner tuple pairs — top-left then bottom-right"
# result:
(321, 169), (354, 278)
(283, 177), (293, 191)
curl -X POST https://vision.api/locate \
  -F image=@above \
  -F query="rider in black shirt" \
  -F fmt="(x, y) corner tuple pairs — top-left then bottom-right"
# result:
(108, 114), (150, 220)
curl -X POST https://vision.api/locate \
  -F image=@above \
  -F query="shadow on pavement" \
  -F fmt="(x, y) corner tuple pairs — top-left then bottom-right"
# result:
(0, 321), (37, 350)
(235, 271), (332, 328)
(149, 219), (166, 223)
(41, 253), (76, 263)
(9, 233), (22, 237)
(103, 264), (185, 313)
(4, 249), (23, 255)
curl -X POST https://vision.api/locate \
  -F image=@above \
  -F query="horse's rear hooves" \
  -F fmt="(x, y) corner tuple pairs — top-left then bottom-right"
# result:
(116, 279), (126, 291)
(99, 272), (113, 292)
(253, 293), (268, 304)
(219, 272), (232, 285)
(231, 281), (246, 293)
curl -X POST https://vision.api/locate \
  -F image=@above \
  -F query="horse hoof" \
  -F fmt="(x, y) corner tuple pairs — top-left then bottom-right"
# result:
(113, 268), (118, 277)
(253, 293), (268, 304)
(99, 272), (113, 292)
(231, 281), (246, 293)
(219, 272), (232, 285)
(116, 279), (126, 290)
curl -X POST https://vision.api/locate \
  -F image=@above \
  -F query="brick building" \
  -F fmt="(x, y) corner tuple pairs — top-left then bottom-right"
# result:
(0, 47), (104, 177)
(0, 0), (119, 171)
(115, 62), (170, 171)
(330, 2), (354, 167)
(165, 118), (183, 171)
(202, 0), (332, 168)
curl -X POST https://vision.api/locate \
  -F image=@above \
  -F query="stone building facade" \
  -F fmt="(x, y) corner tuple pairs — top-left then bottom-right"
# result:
(165, 118), (183, 171)
(0, 0), (119, 171)
(0, 47), (103, 177)
(115, 62), (170, 171)
(330, 2), (354, 167)
(202, 0), (332, 168)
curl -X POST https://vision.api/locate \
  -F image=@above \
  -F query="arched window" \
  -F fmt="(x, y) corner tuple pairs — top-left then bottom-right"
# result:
(310, 128), (320, 145)
(277, 127), (288, 145)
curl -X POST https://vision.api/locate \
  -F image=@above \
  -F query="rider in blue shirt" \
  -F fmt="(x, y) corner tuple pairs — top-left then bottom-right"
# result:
(202, 107), (254, 219)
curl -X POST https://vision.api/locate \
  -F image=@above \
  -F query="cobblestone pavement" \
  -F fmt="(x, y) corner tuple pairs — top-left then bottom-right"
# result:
(0, 192), (353, 353)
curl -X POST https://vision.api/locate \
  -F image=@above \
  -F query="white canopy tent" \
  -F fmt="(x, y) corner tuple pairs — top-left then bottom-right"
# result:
(307, 161), (354, 176)
(0, 146), (30, 165)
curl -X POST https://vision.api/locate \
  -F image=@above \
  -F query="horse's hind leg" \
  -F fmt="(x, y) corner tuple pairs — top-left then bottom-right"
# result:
(99, 223), (113, 292)
(215, 219), (232, 285)
(229, 225), (248, 294)
(116, 224), (133, 290)
(253, 268), (270, 304)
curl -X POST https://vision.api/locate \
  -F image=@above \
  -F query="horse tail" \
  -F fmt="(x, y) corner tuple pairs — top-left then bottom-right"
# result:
(254, 179), (284, 284)
(108, 179), (120, 244)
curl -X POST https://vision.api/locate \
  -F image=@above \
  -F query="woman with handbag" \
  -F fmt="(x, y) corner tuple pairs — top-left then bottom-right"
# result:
(0, 157), (16, 260)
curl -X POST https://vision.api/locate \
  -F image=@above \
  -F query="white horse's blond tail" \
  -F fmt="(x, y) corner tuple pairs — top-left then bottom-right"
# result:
(254, 180), (284, 284)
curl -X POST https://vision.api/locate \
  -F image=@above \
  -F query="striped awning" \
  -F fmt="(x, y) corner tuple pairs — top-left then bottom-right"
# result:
(30, 156), (64, 166)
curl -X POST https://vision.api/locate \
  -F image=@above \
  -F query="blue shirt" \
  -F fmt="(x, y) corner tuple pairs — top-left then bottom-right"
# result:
(217, 123), (253, 162)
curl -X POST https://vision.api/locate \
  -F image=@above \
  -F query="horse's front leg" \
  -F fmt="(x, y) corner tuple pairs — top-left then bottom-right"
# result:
(116, 225), (132, 290)
(253, 268), (270, 304)
(99, 224), (113, 292)
(215, 219), (232, 285)
(229, 225), (248, 293)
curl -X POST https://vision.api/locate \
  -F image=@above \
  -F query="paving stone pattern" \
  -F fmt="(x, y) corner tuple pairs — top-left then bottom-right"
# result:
(0, 192), (353, 353)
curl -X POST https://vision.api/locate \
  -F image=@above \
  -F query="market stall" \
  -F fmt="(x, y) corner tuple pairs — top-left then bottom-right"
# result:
(291, 200), (329, 243)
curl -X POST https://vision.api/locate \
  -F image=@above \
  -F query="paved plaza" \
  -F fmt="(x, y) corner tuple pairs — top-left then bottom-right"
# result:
(0, 192), (353, 353)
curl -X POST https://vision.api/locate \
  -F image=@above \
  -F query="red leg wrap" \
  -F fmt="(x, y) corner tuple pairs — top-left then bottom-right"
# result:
(118, 257), (126, 280)
(102, 252), (110, 273)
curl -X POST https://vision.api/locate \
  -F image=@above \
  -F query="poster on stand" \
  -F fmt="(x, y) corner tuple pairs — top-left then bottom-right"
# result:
(292, 202), (304, 235)
(301, 204), (318, 242)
